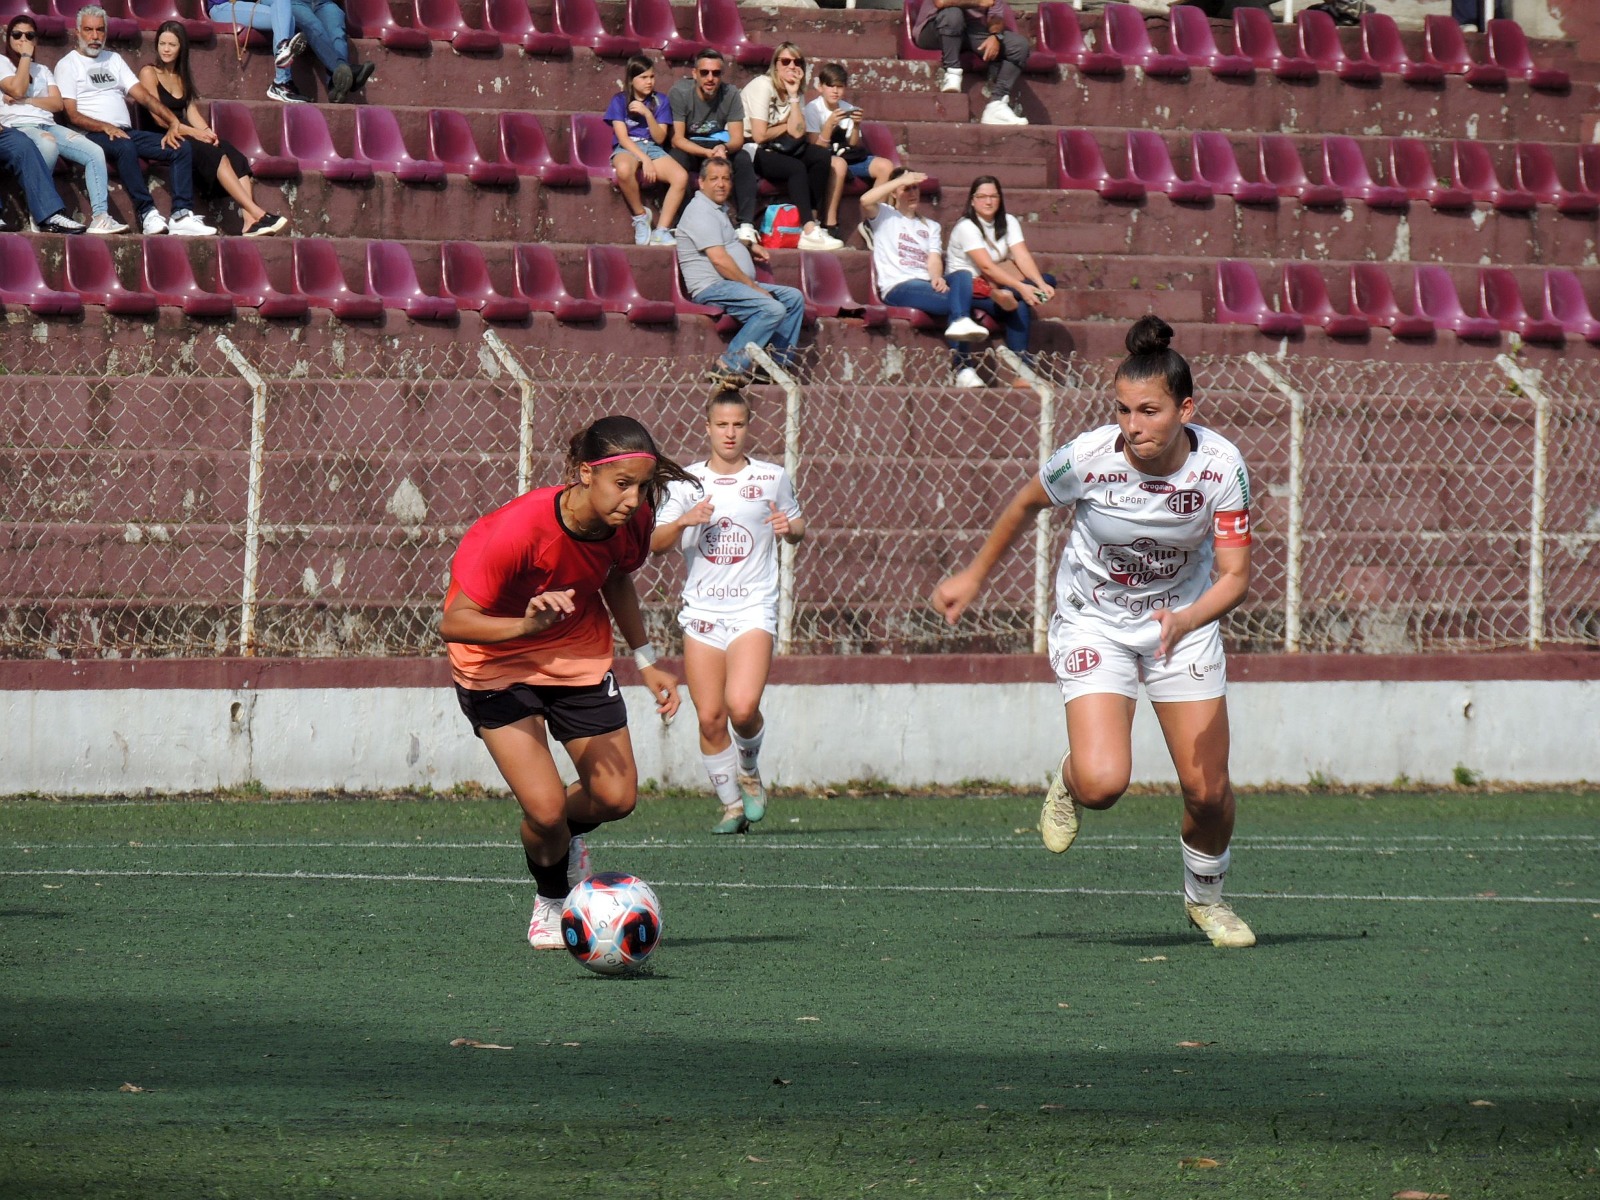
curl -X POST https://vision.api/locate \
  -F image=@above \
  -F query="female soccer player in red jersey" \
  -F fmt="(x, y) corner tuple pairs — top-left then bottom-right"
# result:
(441, 416), (694, 950)
(932, 316), (1257, 948)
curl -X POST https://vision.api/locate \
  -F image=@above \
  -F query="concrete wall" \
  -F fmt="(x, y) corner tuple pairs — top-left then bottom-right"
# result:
(4, 678), (1594, 795)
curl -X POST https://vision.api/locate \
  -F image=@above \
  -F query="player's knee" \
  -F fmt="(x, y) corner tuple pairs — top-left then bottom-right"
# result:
(589, 777), (638, 821)
(726, 697), (761, 729)
(1180, 778), (1231, 819)
(1071, 765), (1129, 809)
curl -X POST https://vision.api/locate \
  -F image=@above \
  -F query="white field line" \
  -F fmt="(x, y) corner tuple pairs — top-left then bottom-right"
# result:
(2, 867), (1596, 905)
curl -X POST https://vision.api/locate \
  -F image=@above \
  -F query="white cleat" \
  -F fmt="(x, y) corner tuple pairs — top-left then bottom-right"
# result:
(1186, 901), (1256, 948)
(527, 894), (566, 950)
(1039, 757), (1079, 853)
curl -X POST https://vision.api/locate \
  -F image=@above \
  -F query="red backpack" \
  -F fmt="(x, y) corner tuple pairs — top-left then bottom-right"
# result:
(758, 204), (801, 249)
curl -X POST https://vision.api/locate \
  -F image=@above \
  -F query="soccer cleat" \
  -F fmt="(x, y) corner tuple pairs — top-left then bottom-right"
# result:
(737, 768), (766, 823)
(944, 317), (989, 343)
(953, 367), (984, 389)
(40, 213), (86, 235)
(980, 100), (1028, 126)
(87, 212), (128, 235)
(1039, 758), (1080, 853)
(939, 67), (963, 92)
(273, 31), (307, 68)
(649, 227), (676, 246)
(631, 212), (651, 245)
(1186, 901), (1256, 948)
(711, 804), (749, 835)
(328, 62), (354, 105)
(567, 835), (592, 889)
(526, 894), (566, 949)
(168, 210), (216, 237)
(266, 81), (309, 104)
(140, 209), (168, 235)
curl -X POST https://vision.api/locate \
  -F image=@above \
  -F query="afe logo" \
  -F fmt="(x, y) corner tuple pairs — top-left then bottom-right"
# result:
(1166, 489), (1206, 515)
(740, 484), (763, 500)
(1140, 481), (1175, 494)
(1086, 471), (1128, 484)
(1060, 647), (1101, 675)
(687, 618), (715, 635)
(1199, 468), (1225, 485)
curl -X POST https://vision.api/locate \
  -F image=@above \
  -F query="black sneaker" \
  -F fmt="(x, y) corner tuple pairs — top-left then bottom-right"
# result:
(351, 61), (376, 92)
(327, 62), (354, 104)
(244, 212), (288, 237)
(273, 31), (307, 68)
(40, 213), (86, 235)
(266, 81), (309, 104)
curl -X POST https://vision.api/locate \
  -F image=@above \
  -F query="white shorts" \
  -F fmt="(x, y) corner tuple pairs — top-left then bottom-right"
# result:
(1047, 609), (1227, 704)
(679, 606), (777, 652)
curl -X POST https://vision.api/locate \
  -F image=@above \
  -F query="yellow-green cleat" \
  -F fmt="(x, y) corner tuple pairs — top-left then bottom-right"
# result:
(1039, 759), (1079, 853)
(1185, 901), (1256, 948)
(737, 768), (766, 824)
(711, 805), (749, 835)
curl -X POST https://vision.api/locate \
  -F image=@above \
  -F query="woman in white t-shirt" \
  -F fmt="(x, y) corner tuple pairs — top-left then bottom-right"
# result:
(651, 393), (806, 835)
(740, 42), (842, 252)
(932, 316), (1257, 950)
(0, 14), (123, 233)
(944, 175), (1056, 385)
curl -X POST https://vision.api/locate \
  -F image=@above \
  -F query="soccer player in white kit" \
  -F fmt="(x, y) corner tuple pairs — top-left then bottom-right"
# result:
(652, 393), (806, 833)
(933, 316), (1256, 948)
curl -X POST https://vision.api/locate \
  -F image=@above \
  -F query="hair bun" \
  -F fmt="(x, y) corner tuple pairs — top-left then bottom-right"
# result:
(1125, 314), (1174, 357)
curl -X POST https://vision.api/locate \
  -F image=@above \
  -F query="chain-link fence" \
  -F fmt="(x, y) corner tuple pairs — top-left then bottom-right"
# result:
(2, 332), (1594, 659)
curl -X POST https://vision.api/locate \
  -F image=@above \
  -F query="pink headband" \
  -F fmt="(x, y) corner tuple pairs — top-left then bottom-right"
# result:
(586, 451), (657, 467)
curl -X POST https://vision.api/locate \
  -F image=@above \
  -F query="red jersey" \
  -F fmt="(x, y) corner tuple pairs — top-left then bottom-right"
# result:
(446, 485), (652, 690)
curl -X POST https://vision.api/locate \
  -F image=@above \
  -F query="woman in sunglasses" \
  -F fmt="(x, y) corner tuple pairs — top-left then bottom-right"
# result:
(0, 14), (123, 233)
(740, 42), (843, 252)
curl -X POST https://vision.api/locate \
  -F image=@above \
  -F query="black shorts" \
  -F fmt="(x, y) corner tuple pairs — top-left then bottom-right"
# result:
(455, 673), (629, 743)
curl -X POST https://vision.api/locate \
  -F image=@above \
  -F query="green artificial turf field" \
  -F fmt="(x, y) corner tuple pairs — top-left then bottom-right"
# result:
(2, 789), (1597, 1199)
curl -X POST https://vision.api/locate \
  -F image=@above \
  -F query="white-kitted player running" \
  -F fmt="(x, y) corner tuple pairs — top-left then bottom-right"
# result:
(933, 315), (1257, 948)
(652, 392), (806, 834)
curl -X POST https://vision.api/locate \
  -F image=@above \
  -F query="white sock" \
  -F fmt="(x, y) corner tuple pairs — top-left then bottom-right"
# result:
(732, 724), (764, 773)
(703, 745), (742, 807)
(1181, 839), (1229, 905)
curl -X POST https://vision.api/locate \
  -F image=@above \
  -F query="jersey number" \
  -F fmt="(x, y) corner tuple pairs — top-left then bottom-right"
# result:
(604, 671), (619, 698)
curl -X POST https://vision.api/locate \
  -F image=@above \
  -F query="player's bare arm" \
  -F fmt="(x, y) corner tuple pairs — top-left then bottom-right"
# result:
(765, 501), (805, 545)
(439, 587), (577, 643)
(1151, 541), (1250, 662)
(601, 570), (681, 718)
(932, 475), (1052, 624)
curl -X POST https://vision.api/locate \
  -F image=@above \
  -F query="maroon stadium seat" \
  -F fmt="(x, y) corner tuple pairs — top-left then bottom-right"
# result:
(0, 234), (80, 315)
(625, 0), (696, 61)
(428, 109), (516, 186)
(1282, 262), (1369, 337)
(1451, 141), (1535, 212)
(1055, 129), (1145, 201)
(1478, 268), (1563, 344)
(366, 240), (458, 321)
(1542, 270), (1600, 344)
(440, 241), (531, 322)
(1322, 136), (1408, 209)
(355, 106), (447, 184)
(281, 104), (374, 183)
(127, 0), (212, 39)
(1168, 5), (1252, 79)
(1100, 3), (1186, 77)
(63, 235), (158, 315)
(1035, 2), (1123, 77)
(1296, 8), (1379, 84)
(213, 237), (309, 319)
(482, 0), (570, 54)
(210, 101), (298, 180)
(412, 0), (498, 53)
(695, 0), (772, 67)
(1359, 12), (1443, 85)
(552, 0), (643, 57)
(1348, 263), (1434, 339)
(1486, 19), (1568, 91)
(1126, 130), (1212, 204)
(140, 238), (234, 318)
(1258, 135), (1343, 207)
(1422, 14), (1506, 87)
(343, 0), (429, 50)
(800, 251), (888, 327)
(1214, 260), (1303, 336)
(1190, 132), (1276, 205)
(53, 0), (138, 42)
(585, 245), (675, 325)
(0, 0), (66, 40)
(513, 243), (604, 321)
(1412, 265), (1499, 339)
(498, 112), (587, 187)
(568, 112), (619, 182)
(291, 238), (384, 320)
(1233, 7), (1316, 80)
(1389, 138), (1473, 210)
(1512, 143), (1598, 216)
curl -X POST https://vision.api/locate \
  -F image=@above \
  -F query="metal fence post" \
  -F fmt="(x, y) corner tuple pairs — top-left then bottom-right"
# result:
(1246, 353), (1304, 652)
(748, 346), (801, 655)
(1496, 354), (1549, 650)
(481, 330), (538, 495)
(215, 334), (267, 657)
(998, 347), (1057, 654)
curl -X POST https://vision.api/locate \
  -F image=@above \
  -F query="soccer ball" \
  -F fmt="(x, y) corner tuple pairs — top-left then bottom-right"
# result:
(560, 873), (662, 975)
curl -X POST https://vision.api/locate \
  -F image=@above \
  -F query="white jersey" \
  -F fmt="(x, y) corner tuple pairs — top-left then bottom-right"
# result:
(657, 457), (801, 615)
(1039, 423), (1251, 644)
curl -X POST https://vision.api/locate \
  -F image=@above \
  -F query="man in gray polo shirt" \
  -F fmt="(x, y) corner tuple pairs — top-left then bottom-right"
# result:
(675, 158), (806, 390)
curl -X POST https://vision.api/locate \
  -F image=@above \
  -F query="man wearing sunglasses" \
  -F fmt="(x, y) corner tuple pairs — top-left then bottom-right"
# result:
(668, 48), (759, 246)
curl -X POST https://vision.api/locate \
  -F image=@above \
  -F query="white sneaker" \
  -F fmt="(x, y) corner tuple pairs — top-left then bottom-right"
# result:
(566, 835), (591, 890)
(953, 367), (984, 388)
(88, 212), (128, 235)
(939, 67), (963, 92)
(735, 222), (758, 246)
(526, 894), (566, 950)
(797, 227), (844, 251)
(631, 212), (651, 245)
(944, 317), (989, 343)
(649, 227), (676, 246)
(980, 100), (1028, 126)
(140, 209), (168, 235)
(168, 210), (215, 237)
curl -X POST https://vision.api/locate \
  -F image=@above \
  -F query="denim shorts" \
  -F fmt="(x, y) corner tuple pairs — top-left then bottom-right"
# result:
(615, 138), (668, 161)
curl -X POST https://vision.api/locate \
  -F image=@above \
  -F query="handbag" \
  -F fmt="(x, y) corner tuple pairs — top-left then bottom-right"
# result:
(765, 132), (808, 156)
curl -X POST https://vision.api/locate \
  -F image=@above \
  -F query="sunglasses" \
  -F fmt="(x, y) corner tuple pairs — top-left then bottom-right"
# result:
(696, 67), (722, 76)
(11, 30), (37, 39)
(776, 56), (802, 66)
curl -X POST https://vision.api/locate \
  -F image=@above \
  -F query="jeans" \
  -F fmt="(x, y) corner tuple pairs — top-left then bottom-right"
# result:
(889, 271), (1056, 366)
(84, 128), (195, 219)
(0, 127), (67, 223)
(915, 7), (1029, 101)
(208, 0), (295, 83)
(292, 0), (349, 75)
(693, 279), (806, 371)
(10, 122), (111, 215)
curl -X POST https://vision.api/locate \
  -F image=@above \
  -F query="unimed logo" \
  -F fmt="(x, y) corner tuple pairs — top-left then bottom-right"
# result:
(1061, 647), (1101, 675)
(1167, 489), (1205, 515)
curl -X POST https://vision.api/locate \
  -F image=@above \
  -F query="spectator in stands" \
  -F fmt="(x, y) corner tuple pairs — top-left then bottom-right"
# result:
(1, 14), (115, 232)
(205, 0), (309, 104)
(292, 0), (374, 104)
(740, 42), (842, 251)
(140, 22), (287, 236)
(804, 62), (893, 242)
(911, 0), (1030, 126)
(674, 157), (807, 391)
(669, 48), (759, 246)
(606, 54), (688, 247)
(861, 168), (991, 388)
(0, 125), (85, 233)
(944, 175), (1055, 385)
(56, 6), (214, 236)
(1452, 0), (1498, 31)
